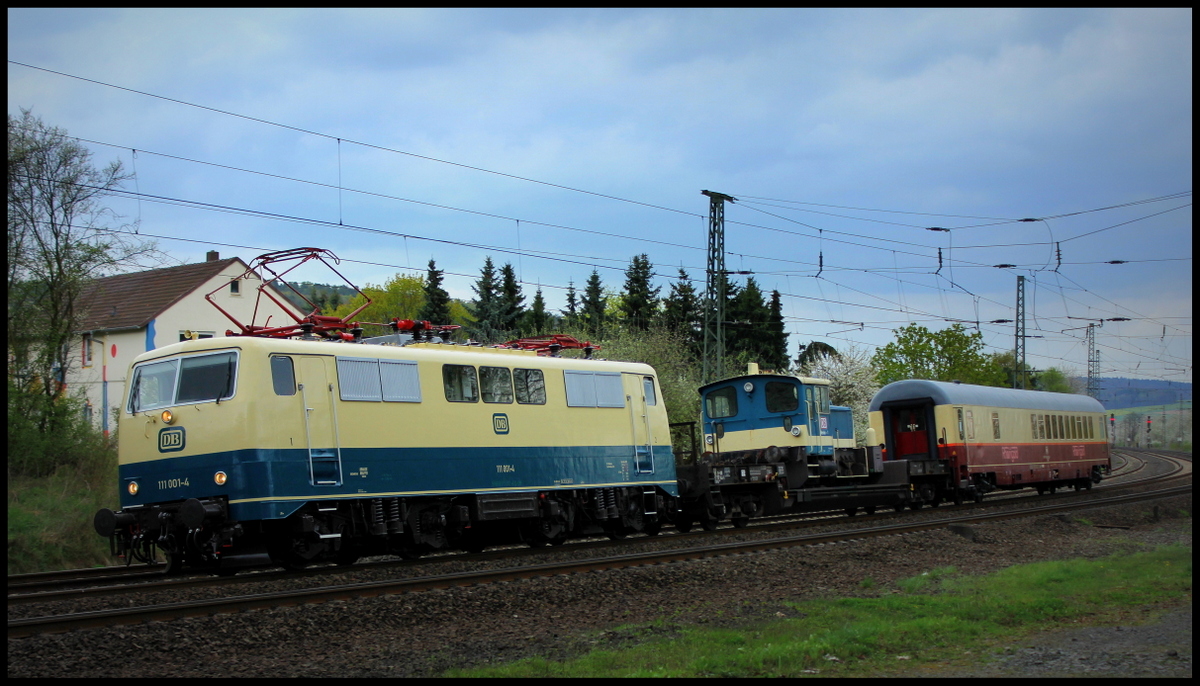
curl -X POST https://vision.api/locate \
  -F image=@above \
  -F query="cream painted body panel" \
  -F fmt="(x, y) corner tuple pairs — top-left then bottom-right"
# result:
(119, 337), (671, 466)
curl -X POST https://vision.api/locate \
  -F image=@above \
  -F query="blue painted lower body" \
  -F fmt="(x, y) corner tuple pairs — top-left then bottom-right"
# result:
(118, 444), (679, 521)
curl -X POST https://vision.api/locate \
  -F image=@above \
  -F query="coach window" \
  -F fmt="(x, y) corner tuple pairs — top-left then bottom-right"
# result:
(480, 366), (513, 404)
(1087, 416), (1094, 439)
(271, 356), (296, 396)
(443, 364), (478, 403)
(992, 412), (1001, 440)
(765, 382), (798, 413)
(513, 368), (546, 405)
(705, 386), (738, 419)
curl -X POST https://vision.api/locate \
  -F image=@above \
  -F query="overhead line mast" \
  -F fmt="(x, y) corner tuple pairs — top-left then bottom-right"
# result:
(702, 190), (737, 384)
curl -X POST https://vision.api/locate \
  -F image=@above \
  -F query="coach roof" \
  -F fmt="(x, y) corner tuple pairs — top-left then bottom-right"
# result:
(869, 379), (1105, 414)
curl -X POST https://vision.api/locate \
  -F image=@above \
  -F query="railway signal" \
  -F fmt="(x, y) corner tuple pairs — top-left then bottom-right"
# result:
(1147, 415), (1152, 433)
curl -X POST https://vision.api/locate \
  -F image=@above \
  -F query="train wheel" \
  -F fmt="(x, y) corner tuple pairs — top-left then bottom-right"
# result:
(731, 516), (750, 528)
(909, 501), (923, 511)
(894, 503), (906, 513)
(952, 489), (964, 506)
(163, 549), (187, 575)
(865, 506), (877, 515)
(845, 507), (858, 517)
(674, 519), (693, 533)
(700, 517), (719, 532)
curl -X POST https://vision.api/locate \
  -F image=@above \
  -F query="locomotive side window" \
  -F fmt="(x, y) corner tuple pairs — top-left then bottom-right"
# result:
(480, 366), (514, 404)
(513, 368), (546, 405)
(817, 386), (831, 414)
(705, 386), (738, 419)
(765, 382), (798, 413)
(643, 376), (657, 406)
(563, 370), (624, 408)
(992, 412), (1001, 440)
(271, 356), (296, 396)
(380, 360), (421, 403)
(177, 352), (237, 404)
(337, 357), (384, 402)
(443, 364), (478, 402)
(128, 359), (179, 413)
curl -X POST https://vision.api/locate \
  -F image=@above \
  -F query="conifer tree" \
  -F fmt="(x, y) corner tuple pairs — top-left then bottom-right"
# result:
(660, 267), (701, 356)
(524, 287), (550, 336)
(620, 253), (660, 330)
(562, 280), (579, 327)
(580, 269), (607, 335)
(498, 262), (525, 334)
(468, 256), (506, 342)
(419, 258), (453, 325)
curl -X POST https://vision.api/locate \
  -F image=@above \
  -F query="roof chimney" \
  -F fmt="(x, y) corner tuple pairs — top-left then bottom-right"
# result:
(207, 250), (220, 262)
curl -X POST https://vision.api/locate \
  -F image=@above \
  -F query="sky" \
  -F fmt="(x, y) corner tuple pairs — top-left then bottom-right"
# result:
(8, 8), (1192, 386)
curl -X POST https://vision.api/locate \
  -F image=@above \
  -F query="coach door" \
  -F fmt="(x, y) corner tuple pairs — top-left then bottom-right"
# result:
(954, 407), (971, 463)
(623, 373), (655, 474)
(296, 356), (342, 486)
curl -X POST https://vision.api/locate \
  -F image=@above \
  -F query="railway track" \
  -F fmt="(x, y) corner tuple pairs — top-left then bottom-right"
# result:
(10, 477), (1189, 638)
(8, 448), (1187, 605)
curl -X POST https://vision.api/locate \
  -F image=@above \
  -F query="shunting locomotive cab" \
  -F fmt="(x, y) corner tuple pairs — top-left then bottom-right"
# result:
(679, 369), (911, 528)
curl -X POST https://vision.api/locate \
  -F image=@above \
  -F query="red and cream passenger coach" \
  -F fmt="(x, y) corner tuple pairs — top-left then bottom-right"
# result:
(869, 379), (1111, 501)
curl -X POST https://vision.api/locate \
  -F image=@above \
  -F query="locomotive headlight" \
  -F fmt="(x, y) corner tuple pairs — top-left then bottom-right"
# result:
(214, 471), (228, 486)
(705, 435), (714, 445)
(160, 409), (174, 424)
(127, 481), (139, 496)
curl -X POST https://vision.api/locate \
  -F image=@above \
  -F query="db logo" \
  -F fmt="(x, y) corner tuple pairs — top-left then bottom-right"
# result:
(159, 426), (186, 453)
(492, 413), (510, 435)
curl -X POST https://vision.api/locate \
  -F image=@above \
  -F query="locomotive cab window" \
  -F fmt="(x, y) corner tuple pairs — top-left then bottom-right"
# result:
(128, 359), (178, 413)
(705, 386), (738, 419)
(271, 356), (296, 396)
(177, 352), (237, 404)
(643, 377), (657, 406)
(765, 382), (798, 413)
(480, 366), (513, 404)
(513, 368), (546, 405)
(443, 364), (478, 403)
(127, 350), (238, 413)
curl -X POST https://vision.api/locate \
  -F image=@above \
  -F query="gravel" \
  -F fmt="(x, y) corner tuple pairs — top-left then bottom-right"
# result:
(8, 494), (1191, 678)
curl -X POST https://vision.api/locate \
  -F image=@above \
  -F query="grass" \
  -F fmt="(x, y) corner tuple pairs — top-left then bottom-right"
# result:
(445, 544), (1192, 678)
(7, 461), (120, 575)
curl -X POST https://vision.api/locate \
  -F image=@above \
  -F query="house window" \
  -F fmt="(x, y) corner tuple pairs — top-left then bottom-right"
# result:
(230, 279), (241, 295)
(82, 333), (94, 368)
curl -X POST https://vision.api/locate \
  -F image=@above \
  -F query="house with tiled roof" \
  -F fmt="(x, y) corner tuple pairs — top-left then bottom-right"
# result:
(71, 251), (302, 434)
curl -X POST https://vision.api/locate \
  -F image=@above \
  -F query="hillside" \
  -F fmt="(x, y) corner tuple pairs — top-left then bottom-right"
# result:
(1089, 377), (1192, 410)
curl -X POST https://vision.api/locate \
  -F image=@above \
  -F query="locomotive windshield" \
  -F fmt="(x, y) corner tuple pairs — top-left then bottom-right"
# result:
(705, 386), (738, 419)
(765, 382), (798, 413)
(127, 351), (238, 413)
